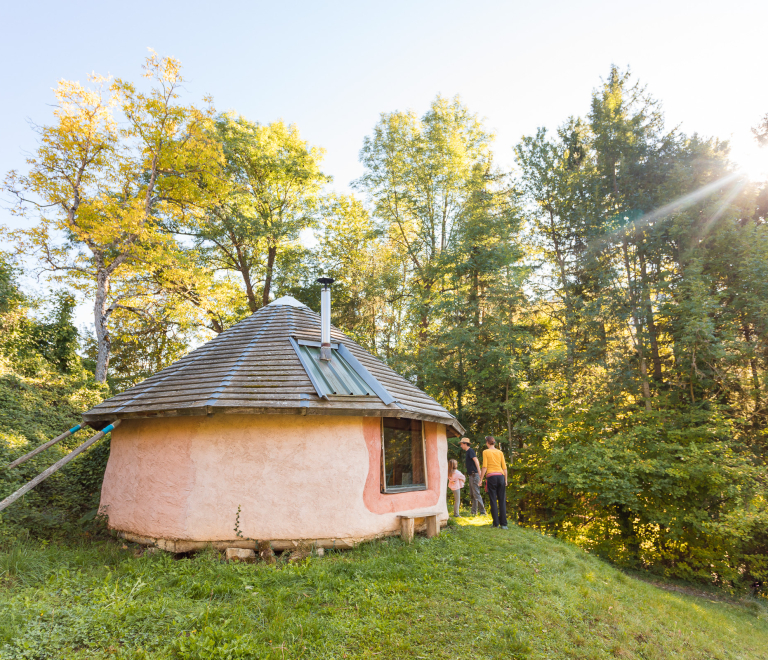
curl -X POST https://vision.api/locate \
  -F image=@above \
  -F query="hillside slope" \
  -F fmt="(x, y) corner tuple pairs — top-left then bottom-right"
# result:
(0, 358), (107, 538)
(1, 517), (766, 659)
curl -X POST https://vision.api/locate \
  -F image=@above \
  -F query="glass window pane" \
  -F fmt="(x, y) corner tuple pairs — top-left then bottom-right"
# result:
(382, 418), (425, 490)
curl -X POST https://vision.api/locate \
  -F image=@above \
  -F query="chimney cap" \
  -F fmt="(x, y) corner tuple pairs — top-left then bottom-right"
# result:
(316, 277), (335, 286)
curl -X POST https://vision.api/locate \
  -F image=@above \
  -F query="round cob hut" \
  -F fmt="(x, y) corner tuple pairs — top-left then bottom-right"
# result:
(83, 284), (464, 552)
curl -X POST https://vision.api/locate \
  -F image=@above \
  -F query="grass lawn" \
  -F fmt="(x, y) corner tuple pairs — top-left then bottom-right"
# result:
(1, 514), (766, 659)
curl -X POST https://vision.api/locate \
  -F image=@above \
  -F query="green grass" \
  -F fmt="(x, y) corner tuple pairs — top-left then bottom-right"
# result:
(0, 515), (766, 659)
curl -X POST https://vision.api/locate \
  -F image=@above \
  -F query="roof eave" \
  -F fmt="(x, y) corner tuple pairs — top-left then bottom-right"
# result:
(82, 405), (465, 436)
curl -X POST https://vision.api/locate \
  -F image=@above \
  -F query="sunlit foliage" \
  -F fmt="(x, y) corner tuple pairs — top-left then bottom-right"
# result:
(1, 58), (767, 593)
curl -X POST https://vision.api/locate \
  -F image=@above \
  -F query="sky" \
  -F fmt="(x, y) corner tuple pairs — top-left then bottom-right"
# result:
(1, 0), (767, 319)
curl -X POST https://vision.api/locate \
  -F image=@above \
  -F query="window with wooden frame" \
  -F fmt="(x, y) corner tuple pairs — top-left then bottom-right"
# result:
(380, 418), (427, 493)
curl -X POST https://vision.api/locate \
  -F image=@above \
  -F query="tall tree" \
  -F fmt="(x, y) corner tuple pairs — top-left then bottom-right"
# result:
(356, 95), (494, 384)
(184, 115), (329, 313)
(515, 119), (592, 388)
(512, 66), (768, 583)
(352, 96), (529, 450)
(3, 53), (221, 381)
(313, 194), (399, 351)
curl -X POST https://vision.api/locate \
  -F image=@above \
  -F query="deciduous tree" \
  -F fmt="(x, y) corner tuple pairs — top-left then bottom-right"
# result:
(184, 115), (329, 313)
(3, 53), (222, 382)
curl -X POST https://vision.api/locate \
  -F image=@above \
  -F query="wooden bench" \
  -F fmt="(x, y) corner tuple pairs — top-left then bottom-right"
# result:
(398, 511), (441, 543)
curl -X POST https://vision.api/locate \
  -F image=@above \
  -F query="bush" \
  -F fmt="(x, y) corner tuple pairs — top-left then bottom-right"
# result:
(0, 257), (108, 542)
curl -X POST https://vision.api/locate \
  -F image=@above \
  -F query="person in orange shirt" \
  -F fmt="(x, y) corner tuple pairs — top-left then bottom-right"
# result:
(479, 435), (508, 529)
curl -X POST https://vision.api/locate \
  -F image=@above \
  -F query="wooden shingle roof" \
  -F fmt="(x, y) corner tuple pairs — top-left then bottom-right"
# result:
(83, 297), (464, 436)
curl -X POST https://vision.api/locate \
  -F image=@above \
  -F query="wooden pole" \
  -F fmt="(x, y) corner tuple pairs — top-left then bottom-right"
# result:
(6, 424), (83, 470)
(0, 420), (120, 514)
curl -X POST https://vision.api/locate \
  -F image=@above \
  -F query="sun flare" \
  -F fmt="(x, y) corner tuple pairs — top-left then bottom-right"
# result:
(736, 149), (768, 181)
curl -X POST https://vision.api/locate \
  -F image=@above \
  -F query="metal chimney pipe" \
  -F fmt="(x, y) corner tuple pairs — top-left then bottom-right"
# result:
(317, 277), (335, 361)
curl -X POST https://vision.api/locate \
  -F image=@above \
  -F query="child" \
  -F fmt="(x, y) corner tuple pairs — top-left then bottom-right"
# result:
(447, 459), (466, 517)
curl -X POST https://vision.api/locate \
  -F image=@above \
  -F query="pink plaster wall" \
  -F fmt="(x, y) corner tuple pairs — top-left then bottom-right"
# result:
(100, 414), (448, 543)
(362, 419), (442, 513)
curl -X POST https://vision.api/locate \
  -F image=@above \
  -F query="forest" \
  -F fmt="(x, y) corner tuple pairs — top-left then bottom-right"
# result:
(1, 53), (767, 593)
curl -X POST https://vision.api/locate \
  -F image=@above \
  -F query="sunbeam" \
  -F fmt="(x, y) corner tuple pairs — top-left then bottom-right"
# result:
(585, 171), (745, 255)
(685, 177), (747, 256)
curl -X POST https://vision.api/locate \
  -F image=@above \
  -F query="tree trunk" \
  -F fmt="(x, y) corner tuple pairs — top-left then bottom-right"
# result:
(639, 251), (663, 381)
(622, 238), (652, 411)
(262, 244), (277, 307)
(743, 323), (761, 410)
(639, 355), (652, 409)
(505, 380), (515, 450)
(471, 267), (480, 329)
(457, 345), (464, 418)
(548, 210), (575, 387)
(415, 279), (433, 392)
(207, 315), (224, 334)
(617, 504), (640, 562)
(242, 266), (258, 313)
(231, 240), (259, 313)
(94, 268), (111, 383)
(417, 310), (429, 391)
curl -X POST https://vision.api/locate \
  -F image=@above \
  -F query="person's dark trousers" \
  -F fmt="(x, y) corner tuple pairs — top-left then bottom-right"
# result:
(468, 472), (486, 514)
(486, 475), (507, 527)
